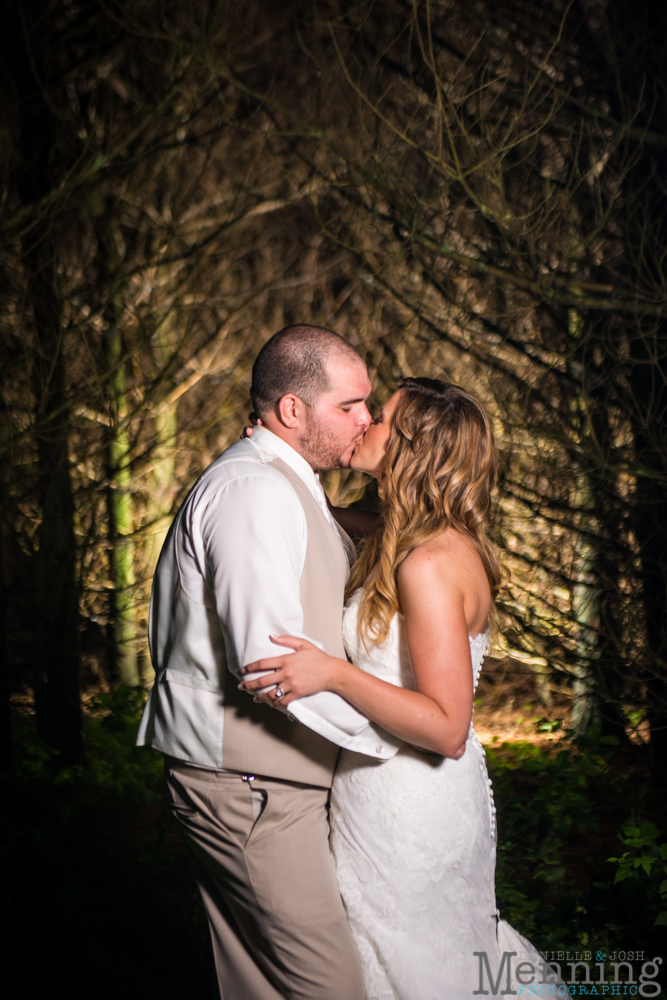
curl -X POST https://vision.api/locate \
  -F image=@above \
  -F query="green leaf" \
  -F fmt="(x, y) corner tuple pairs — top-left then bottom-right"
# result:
(654, 912), (667, 926)
(544, 866), (566, 884)
(640, 856), (653, 875)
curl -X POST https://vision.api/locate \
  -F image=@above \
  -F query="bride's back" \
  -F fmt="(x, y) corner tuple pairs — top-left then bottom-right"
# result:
(398, 528), (492, 638)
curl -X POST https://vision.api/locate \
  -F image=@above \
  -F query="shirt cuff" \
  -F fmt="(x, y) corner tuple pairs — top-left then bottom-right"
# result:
(287, 691), (402, 760)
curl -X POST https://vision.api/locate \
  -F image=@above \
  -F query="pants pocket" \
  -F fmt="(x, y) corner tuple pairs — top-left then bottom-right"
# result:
(165, 770), (203, 820)
(245, 788), (268, 847)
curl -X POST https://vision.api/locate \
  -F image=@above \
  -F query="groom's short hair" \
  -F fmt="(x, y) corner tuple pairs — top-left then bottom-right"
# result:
(250, 325), (363, 417)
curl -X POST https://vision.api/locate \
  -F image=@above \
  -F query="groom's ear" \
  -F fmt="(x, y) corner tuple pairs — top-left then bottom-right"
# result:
(275, 393), (306, 430)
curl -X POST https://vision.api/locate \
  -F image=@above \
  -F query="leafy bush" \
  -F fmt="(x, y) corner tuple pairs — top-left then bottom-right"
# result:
(608, 818), (667, 928)
(7, 686), (162, 833)
(3, 690), (212, 1000)
(4, 695), (664, 993)
(487, 726), (665, 956)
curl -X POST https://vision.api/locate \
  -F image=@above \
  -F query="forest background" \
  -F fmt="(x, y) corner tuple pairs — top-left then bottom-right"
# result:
(0, 1), (666, 996)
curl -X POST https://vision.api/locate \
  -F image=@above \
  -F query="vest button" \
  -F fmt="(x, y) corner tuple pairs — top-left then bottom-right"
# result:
(375, 744), (384, 754)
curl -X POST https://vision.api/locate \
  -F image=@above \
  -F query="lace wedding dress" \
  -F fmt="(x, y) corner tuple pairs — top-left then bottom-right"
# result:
(330, 589), (548, 1000)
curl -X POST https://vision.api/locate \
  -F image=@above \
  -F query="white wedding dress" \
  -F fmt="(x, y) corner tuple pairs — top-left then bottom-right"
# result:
(330, 590), (549, 1000)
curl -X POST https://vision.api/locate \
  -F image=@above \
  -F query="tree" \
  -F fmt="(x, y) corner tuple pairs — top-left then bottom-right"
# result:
(229, 0), (667, 758)
(0, 0), (398, 758)
(1, 0), (85, 762)
(0, 0), (276, 752)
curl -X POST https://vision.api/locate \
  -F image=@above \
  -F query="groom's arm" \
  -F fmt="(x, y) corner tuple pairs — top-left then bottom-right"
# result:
(198, 473), (400, 761)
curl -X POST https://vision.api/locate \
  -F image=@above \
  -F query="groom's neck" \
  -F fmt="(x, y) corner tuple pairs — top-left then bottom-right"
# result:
(258, 417), (316, 470)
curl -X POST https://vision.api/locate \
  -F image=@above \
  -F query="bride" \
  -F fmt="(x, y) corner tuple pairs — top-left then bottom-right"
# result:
(240, 377), (552, 999)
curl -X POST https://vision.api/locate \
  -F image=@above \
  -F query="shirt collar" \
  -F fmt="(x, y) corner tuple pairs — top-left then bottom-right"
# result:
(250, 426), (325, 503)
(250, 426), (356, 571)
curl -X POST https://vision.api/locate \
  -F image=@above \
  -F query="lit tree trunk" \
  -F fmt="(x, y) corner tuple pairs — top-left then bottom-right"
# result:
(569, 505), (628, 742)
(148, 309), (179, 562)
(152, 407), (176, 518)
(136, 306), (180, 685)
(566, 310), (601, 735)
(570, 528), (600, 736)
(106, 303), (140, 687)
(92, 198), (140, 688)
(561, 303), (630, 739)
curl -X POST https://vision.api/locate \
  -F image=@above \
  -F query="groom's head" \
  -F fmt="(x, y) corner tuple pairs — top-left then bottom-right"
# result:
(251, 325), (372, 471)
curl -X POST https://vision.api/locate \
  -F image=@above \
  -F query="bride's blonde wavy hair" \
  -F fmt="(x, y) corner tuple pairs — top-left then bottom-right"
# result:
(347, 377), (501, 645)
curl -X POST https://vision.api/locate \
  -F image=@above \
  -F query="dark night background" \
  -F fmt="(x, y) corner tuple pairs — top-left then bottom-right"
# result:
(0, 1), (666, 996)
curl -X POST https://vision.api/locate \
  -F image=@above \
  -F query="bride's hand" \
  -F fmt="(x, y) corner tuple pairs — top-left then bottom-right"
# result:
(239, 636), (344, 707)
(240, 414), (262, 439)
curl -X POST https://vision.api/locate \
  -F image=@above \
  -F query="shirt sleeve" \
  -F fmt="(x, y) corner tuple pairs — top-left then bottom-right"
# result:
(287, 692), (402, 759)
(198, 472), (400, 761)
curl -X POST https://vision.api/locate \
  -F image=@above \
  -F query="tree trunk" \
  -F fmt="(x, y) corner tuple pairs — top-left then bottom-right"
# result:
(629, 344), (667, 768)
(29, 233), (83, 764)
(0, 413), (12, 771)
(148, 309), (179, 560)
(89, 198), (141, 688)
(106, 297), (140, 687)
(566, 311), (629, 740)
(570, 560), (599, 737)
(605, 0), (667, 768)
(138, 305), (180, 683)
(3, 0), (83, 763)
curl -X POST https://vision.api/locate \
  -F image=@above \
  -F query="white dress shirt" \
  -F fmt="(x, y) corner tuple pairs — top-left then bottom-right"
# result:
(137, 426), (401, 763)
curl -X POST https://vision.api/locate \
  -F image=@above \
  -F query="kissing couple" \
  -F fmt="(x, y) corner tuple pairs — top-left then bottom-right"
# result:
(138, 324), (551, 999)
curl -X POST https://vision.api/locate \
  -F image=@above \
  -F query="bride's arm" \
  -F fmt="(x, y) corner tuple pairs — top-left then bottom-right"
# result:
(327, 502), (380, 539)
(239, 552), (476, 757)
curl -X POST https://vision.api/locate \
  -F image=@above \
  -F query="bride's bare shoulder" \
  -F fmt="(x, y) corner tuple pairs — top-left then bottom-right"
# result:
(398, 529), (488, 598)
(400, 529), (481, 575)
(398, 529), (491, 632)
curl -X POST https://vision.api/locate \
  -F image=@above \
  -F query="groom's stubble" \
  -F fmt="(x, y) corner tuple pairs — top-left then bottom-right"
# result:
(298, 404), (358, 472)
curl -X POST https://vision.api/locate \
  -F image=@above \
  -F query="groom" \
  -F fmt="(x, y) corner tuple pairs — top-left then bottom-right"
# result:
(137, 325), (401, 1000)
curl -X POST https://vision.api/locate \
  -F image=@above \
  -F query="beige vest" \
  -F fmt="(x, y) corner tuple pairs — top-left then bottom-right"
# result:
(219, 458), (351, 787)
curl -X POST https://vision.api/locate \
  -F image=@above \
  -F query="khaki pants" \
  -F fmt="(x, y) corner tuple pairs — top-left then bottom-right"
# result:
(164, 760), (365, 1000)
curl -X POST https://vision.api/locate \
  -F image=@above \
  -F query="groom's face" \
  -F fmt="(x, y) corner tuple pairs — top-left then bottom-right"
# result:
(299, 356), (372, 471)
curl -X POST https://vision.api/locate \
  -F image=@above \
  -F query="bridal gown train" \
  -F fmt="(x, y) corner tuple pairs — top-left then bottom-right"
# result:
(330, 590), (547, 1000)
